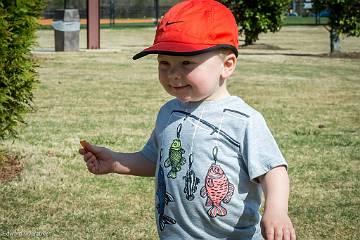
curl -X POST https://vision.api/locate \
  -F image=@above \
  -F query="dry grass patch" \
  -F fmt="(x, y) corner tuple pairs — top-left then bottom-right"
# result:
(0, 151), (23, 182)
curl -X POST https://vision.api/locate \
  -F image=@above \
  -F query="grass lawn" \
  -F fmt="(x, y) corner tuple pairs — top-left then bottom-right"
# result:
(283, 16), (329, 26)
(0, 26), (359, 239)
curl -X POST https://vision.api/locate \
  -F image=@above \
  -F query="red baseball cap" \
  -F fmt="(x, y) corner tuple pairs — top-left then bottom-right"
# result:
(133, 0), (239, 60)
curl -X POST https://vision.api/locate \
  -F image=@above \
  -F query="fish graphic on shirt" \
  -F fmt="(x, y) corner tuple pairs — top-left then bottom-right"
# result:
(200, 163), (235, 218)
(164, 138), (186, 179)
(183, 154), (200, 201)
(156, 166), (176, 231)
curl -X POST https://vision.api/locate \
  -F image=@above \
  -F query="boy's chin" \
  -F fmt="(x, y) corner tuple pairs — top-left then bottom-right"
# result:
(175, 96), (203, 103)
(175, 97), (193, 103)
(173, 93), (200, 102)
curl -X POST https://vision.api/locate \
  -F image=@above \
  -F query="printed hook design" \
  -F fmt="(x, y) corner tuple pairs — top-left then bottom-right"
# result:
(177, 123), (182, 138)
(189, 154), (194, 169)
(212, 146), (218, 164)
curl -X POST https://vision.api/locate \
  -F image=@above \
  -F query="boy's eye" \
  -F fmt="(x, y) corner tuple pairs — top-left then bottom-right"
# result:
(182, 61), (192, 65)
(159, 61), (170, 66)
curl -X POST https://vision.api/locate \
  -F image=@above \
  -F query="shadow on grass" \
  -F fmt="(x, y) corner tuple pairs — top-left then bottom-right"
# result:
(239, 43), (360, 59)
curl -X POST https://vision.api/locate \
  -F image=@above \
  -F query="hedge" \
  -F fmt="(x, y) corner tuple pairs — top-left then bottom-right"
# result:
(0, 0), (44, 140)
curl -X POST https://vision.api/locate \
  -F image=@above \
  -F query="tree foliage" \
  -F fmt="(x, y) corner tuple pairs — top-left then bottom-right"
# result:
(220, 0), (291, 45)
(0, 0), (44, 140)
(314, 0), (360, 37)
(313, 0), (360, 53)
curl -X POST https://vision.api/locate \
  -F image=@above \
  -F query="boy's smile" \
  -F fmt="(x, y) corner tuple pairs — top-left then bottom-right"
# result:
(157, 52), (232, 102)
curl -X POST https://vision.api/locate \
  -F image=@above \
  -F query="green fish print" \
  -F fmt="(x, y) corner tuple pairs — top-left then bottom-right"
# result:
(164, 138), (186, 179)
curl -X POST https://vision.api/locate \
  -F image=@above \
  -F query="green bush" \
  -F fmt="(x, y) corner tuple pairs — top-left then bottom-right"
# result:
(220, 0), (291, 45)
(0, 0), (44, 140)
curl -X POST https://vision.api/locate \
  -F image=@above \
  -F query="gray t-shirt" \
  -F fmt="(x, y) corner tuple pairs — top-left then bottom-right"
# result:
(141, 96), (287, 240)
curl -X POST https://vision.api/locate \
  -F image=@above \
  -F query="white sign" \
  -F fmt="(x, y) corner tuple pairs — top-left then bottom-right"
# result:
(52, 21), (80, 32)
(304, 3), (313, 9)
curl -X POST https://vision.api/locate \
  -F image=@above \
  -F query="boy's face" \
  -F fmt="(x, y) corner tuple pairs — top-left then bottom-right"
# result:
(157, 51), (230, 102)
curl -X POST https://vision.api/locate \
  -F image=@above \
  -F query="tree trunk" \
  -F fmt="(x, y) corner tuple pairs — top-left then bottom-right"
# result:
(330, 27), (341, 54)
(245, 34), (254, 46)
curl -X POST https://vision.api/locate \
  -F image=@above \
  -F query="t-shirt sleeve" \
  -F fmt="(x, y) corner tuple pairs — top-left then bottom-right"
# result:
(140, 129), (159, 164)
(241, 113), (287, 183)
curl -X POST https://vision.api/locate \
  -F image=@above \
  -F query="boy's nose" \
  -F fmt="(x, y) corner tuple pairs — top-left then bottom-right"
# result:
(168, 66), (182, 81)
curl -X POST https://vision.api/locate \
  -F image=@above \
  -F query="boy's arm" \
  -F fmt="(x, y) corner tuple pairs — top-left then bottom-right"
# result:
(79, 140), (156, 177)
(112, 151), (156, 176)
(258, 166), (296, 240)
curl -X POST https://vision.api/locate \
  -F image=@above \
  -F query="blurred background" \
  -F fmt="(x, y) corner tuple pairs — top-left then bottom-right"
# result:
(39, 0), (329, 27)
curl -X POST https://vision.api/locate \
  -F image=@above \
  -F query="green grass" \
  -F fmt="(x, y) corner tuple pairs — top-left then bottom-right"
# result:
(0, 149), (7, 167)
(1, 26), (359, 239)
(284, 16), (329, 25)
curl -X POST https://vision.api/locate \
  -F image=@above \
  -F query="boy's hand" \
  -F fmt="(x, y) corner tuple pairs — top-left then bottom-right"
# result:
(259, 166), (296, 240)
(260, 210), (296, 240)
(79, 140), (115, 174)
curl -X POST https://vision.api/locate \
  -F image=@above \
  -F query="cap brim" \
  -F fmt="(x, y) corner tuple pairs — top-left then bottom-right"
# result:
(132, 42), (238, 60)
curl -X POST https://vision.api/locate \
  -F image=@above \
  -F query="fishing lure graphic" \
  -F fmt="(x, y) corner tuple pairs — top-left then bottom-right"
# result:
(156, 149), (176, 231)
(164, 124), (186, 179)
(183, 154), (200, 201)
(200, 147), (234, 218)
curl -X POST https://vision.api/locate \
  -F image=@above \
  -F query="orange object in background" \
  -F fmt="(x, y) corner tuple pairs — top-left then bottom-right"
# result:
(38, 18), (153, 25)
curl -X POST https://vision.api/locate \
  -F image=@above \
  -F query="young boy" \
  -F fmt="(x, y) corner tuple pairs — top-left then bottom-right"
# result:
(79, 0), (296, 239)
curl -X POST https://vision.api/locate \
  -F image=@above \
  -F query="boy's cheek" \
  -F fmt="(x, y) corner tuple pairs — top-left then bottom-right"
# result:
(158, 77), (168, 88)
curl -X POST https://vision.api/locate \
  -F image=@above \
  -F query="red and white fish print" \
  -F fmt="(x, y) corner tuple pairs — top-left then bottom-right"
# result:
(200, 163), (234, 218)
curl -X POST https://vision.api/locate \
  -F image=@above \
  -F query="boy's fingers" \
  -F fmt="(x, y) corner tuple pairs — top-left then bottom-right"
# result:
(265, 227), (274, 240)
(290, 228), (296, 240)
(87, 159), (96, 171)
(89, 155), (97, 163)
(87, 162), (95, 173)
(283, 227), (290, 240)
(85, 152), (93, 159)
(82, 152), (93, 163)
(79, 148), (87, 155)
(274, 227), (283, 240)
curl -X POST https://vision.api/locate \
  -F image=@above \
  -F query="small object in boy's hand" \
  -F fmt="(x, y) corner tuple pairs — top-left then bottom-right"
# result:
(80, 140), (89, 151)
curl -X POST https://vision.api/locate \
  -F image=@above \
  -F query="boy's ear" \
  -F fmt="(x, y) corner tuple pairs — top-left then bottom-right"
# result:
(221, 53), (237, 79)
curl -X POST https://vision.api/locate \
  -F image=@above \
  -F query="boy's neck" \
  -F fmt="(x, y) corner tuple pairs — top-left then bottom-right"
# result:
(180, 86), (230, 103)
(203, 87), (230, 102)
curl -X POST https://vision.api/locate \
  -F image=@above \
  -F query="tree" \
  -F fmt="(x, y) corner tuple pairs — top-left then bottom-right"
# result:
(220, 0), (291, 45)
(313, 0), (360, 54)
(0, 0), (44, 140)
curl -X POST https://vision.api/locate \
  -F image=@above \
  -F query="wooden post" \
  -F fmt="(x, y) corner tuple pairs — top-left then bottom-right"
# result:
(87, 0), (100, 49)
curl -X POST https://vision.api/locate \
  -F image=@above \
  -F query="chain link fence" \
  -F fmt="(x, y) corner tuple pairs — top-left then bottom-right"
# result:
(41, 0), (327, 27)
(43, 0), (181, 19)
